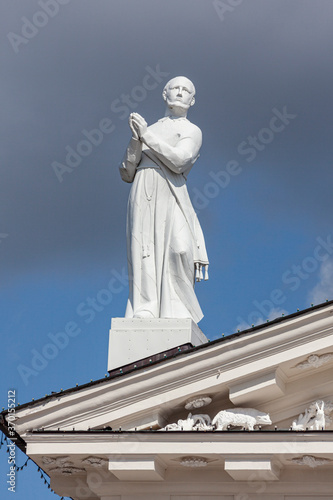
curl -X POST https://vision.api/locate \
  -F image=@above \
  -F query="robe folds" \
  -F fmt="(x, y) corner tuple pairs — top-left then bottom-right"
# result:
(119, 116), (209, 323)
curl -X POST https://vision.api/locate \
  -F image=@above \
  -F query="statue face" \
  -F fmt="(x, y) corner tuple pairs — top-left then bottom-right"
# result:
(163, 77), (195, 110)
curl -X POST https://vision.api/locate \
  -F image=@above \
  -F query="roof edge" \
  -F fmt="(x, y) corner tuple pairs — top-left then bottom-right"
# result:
(2, 299), (333, 415)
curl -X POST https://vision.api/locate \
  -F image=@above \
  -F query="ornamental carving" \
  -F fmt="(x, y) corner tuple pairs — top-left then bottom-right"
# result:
(292, 400), (333, 430)
(184, 395), (212, 410)
(163, 413), (213, 431)
(180, 456), (208, 467)
(81, 456), (108, 468)
(50, 466), (85, 475)
(42, 456), (72, 468)
(291, 455), (331, 468)
(161, 407), (272, 431)
(42, 455), (85, 475)
(294, 353), (333, 370)
(212, 408), (272, 431)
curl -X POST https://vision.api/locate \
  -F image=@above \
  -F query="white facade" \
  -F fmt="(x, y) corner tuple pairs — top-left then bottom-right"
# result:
(2, 302), (333, 499)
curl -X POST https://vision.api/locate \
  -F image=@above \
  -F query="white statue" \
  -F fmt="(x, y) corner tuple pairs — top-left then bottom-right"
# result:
(191, 413), (212, 430)
(212, 408), (272, 431)
(292, 400), (331, 430)
(119, 76), (209, 322)
(162, 412), (212, 431)
(291, 408), (312, 431)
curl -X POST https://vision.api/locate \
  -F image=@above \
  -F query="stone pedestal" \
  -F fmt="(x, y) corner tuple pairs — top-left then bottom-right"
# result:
(107, 318), (208, 372)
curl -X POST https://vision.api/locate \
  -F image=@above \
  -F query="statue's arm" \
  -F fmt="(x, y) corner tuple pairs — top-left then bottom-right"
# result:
(141, 127), (202, 174)
(118, 137), (142, 183)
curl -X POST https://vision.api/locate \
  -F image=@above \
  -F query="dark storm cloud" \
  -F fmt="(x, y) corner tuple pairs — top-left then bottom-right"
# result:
(2, 0), (333, 279)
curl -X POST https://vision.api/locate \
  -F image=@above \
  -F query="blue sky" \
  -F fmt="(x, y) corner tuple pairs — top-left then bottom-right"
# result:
(2, 1), (333, 498)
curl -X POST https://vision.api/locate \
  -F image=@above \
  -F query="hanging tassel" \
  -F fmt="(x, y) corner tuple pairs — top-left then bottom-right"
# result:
(204, 265), (209, 281)
(195, 263), (200, 282)
(199, 265), (203, 281)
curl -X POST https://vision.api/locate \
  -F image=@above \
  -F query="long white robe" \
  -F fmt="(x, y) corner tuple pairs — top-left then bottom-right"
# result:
(119, 116), (208, 323)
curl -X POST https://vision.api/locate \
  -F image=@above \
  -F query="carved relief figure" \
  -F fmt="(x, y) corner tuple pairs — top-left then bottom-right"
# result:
(292, 400), (332, 430)
(119, 77), (209, 322)
(163, 413), (212, 431)
(161, 407), (272, 431)
(212, 408), (272, 431)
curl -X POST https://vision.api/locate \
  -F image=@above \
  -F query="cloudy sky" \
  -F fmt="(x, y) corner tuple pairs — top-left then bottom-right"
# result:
(1, 1), (333, 497)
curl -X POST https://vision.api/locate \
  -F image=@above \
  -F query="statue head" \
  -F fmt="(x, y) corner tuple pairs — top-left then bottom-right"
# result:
(163, 76), (196, 114)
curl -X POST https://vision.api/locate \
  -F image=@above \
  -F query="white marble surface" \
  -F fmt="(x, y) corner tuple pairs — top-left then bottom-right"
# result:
(119, 77), (208, 323)
(107, 317), (208, 371)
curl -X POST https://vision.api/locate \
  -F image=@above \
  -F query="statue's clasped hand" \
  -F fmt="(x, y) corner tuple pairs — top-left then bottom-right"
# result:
(129, 112), (147, 140)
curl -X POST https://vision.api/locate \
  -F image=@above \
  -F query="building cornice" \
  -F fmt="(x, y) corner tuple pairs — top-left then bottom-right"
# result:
(2, 302), (333, 437)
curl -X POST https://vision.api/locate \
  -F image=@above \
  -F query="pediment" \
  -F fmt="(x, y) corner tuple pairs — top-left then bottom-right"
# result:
(3, 304), (333, 499)
(8, 303), (333, 436)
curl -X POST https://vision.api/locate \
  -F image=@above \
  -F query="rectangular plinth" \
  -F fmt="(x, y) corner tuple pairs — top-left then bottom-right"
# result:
(107, 318), (208, 372)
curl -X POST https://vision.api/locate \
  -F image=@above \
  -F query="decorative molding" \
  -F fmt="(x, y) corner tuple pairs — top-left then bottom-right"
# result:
(50, 466), (85, 475)
(294, 353), (333, 370)
(25, 430), (333, 457)
(42, 455), (86, 474)
(81, 456), (108, 468)
(291, 455), (331, 468)
(42, 456), (72, 468)
(25, 402), (50, 416)
(184, 395), (212, 410)
(180, 456), (208, 467)
(292, 400), (333, 430)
